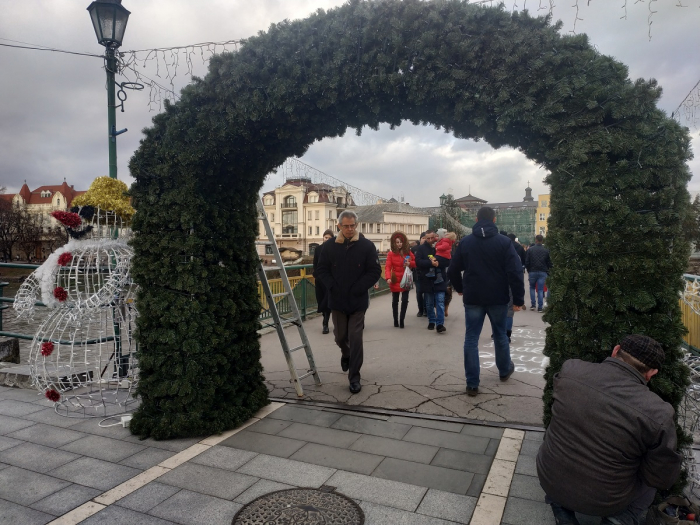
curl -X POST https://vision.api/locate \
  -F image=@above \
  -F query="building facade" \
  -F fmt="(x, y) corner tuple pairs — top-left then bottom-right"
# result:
(354, 202), (430, 252)
(259, 178), (356, 257)
(536, 194), (551, 237)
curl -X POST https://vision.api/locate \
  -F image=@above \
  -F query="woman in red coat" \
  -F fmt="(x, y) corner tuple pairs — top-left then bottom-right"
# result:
(384, 231), (416, 328)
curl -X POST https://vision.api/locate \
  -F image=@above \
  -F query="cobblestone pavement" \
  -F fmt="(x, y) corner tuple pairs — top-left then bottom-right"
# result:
(261, 292), (548, 426)
(0, 386), (553, 524)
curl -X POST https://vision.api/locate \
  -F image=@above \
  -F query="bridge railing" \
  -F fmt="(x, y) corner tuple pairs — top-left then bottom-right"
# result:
(683, 274), (700, 354)
(0, 261), (389, 338)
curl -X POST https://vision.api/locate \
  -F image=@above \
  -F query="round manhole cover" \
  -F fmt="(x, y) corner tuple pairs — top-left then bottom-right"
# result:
(232, 487), (364, 524)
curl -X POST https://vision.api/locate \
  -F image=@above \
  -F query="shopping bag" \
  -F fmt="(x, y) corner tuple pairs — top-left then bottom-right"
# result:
(400, 269), (414, 290)
(645, 496), (699, 524)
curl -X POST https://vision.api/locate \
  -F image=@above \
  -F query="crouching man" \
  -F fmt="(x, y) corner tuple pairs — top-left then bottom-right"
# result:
(537, 335), (681, 525)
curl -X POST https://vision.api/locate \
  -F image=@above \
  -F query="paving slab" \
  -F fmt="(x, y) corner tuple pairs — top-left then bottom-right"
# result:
(0, 434), (21, 452)
(349, 434), (439, 464)
(485, 438), (500, 456)
(417, 488), (479, 524)
(331, 414), (412, 439)
(290, 442), (384, 475)
(402, 426), (490, 454)
(431, 448), (495, 475)
(508, 473), (547, 502)
(0, 497), (54, 525)
(236, 453), (335, 487)
(0, 388), (45, 402)
(115, 481), (182, 513)
(219, 429), (306, 458)
(327, 470), (426, 512)
(80, 503), (178, 525)
(23, 407), (87, 428)
(0, 442), (80, 474)
(278, 421), (362, 448)
(267, 404), (342, 427)
(372, 457), (474, 495)
(60, 434), (146, 463)
(157, 462), (257, 500)
(119, 447), (177, 470)
(519, 438), (542, 457)
(466, 473), (488, 498)
(0, 399), (46, 417)
(387, 415), (464, 432)
(189, 445), (257, 472)
(524, 430), (545, 442)
(30, 484), (102, 516)
(359, 500), (456, 525)
(243, 417), (292, 435)
(461, 423), (505, 439)
(515, 454), (538, 477)
(48, 456), (142, 491)
(0, 413), (36, 435)
(6, 423), (85, 448)
(502, 495), (556, 525)
(0, 465), (71, 506)
(233, 479), (294, 505)
(148, 488), (243, 525)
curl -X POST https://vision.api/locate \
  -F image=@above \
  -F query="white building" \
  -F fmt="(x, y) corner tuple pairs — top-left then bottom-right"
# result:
(354, 202), (430, 252)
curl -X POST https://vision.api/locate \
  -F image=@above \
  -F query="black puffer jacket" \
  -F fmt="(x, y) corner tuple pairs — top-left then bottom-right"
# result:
(537, 358), (681, 516)
(525, 243), (552, 273)
(314, 233), (381, 314)
(448, 220), (524, 306)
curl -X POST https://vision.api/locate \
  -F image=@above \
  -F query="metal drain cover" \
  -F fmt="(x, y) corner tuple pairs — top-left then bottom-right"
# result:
(232, 488), (364, 524)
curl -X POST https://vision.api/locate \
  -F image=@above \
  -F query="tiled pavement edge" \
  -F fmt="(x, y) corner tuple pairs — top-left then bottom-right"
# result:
(0, 385), (550, 524)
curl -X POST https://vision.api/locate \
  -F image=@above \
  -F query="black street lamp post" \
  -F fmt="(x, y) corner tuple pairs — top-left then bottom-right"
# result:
(87, 0), (130, 180)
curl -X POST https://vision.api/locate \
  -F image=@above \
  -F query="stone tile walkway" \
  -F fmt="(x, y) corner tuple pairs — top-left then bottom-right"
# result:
(0, 384), (551, 524)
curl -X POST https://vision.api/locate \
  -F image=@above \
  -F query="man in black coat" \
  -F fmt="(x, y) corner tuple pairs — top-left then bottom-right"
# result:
(315, 210), (381, 394)
(525, 234), (552, 312)
(414, 230), (449, 333)
(448, 207), (524, 396)
(411, 233), (428, 317)
(507, 233), (526, 269)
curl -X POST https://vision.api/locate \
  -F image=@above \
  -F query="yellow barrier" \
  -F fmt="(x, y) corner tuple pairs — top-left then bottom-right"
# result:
(681, 299), (700, 350)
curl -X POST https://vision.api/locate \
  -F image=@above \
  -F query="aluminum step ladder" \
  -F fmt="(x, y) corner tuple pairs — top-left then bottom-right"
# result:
(256, 198), (321, 397)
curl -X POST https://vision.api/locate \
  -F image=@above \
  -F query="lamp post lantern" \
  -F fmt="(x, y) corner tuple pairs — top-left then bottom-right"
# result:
(87, 0), (130, 179)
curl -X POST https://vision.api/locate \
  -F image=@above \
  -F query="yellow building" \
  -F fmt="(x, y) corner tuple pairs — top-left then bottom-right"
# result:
(536, 194), (550, 237)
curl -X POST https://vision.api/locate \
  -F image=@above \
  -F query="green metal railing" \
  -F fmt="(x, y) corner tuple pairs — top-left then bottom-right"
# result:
(0, 261), (390, 339)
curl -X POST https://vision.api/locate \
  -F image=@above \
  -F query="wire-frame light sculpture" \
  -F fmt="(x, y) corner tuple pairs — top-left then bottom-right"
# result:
(14, 207), (139, 417)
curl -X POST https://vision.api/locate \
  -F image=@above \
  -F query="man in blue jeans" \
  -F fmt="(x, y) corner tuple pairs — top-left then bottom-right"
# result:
(525, 234), (552, 312)
(448, 207), (525, 396)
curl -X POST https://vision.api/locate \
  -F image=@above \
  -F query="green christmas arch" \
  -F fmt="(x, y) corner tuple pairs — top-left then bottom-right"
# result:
(129, 0), (693, 442)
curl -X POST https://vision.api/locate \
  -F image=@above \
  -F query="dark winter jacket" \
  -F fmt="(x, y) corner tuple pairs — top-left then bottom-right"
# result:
(414, 241), (448, 293)
(312, 238), (333, 313)
(525, 243), (552, 273)
(537, 358), (681, 517)
(513, 242), (526, 267)
(314, 232), (382, 314)
(447, 220), (524, 306)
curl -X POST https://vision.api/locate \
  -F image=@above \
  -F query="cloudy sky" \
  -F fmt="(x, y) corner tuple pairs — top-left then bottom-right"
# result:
(1, 0), (699, 208)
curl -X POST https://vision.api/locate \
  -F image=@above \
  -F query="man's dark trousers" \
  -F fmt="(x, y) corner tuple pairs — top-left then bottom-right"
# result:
(332, 310), (365, 384)
(415, 280), (425, 315)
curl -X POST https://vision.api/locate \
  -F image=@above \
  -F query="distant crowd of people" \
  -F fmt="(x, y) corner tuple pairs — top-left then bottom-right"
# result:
(311, 205), (679, 525)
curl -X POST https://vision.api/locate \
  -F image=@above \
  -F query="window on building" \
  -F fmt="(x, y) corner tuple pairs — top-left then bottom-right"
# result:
(315, 211), (319, 220)
(271, 213), (274, 222)
(265, 245), (273, 255)
(309, 226), (312, 235)
(541, 200), (548, 207)
(308, 211), (312, 221)
(329, 210), (333, 219)
(282, 210), (298, 234)
(309, 243), (319, 254)
(316, 226), (320, 235)
(264, 195), (274, 206)
(540, 227), (546, 235)
(376, 224), (381, 233)
(57, 198), (61, 206)
(283, 196), (296, 208)
(539, 213), (545, 221)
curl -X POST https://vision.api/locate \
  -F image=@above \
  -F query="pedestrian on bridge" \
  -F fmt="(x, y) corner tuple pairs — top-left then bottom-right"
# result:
(415, 230), (449, 333)
(312, 229), (335, 334)
(448, 206), (525, 397)
(384, 231), (416, 328)
(314, 211), (381, 394)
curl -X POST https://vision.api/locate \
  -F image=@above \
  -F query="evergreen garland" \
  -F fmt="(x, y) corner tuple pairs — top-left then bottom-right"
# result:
(128, 0), (693, 472)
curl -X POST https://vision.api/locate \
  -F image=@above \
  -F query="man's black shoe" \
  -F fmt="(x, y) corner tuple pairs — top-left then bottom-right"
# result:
(417, 311), (424, 317)
(466, 387), (478, 397)
(322, 324), (329, 334)
(427, 323), (435, 330)
(349, 382), (362, 394)
(436, 325), (446, 333)
(341, 357), (349, 372)
(537, 308), (543, 313)
(500, 361), (515, 381)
